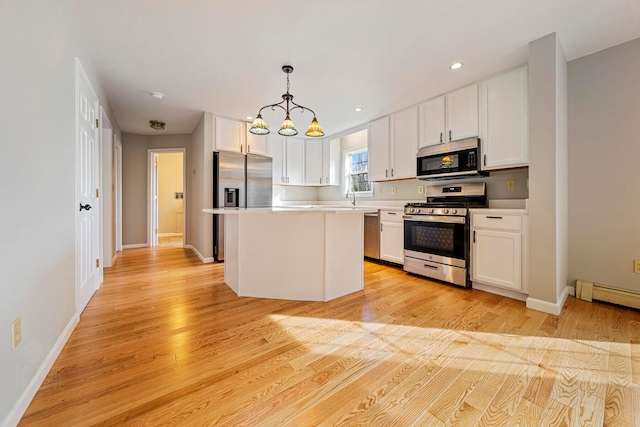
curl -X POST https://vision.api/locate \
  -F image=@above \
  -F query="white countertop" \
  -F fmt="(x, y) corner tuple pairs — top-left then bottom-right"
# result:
(469, 208), (529, 214)
(203, 206), (379, 215)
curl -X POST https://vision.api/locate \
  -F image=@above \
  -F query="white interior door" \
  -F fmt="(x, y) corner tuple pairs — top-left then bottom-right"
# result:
(114, 135), (122, 252)
(76, 59), (101, 314)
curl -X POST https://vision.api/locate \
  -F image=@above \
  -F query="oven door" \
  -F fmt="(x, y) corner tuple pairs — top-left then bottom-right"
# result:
(403, 215), (467, 265)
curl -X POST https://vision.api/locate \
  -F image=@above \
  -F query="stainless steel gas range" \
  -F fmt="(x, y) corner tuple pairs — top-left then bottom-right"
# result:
(403, 183), (487, 287)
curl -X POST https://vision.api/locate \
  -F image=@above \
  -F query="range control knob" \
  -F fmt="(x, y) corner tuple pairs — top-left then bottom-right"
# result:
(428, 208), (434, 214)
(451, 209), (458, 214)
(442, 209), (449, 214)
(415, 208), (421, 214)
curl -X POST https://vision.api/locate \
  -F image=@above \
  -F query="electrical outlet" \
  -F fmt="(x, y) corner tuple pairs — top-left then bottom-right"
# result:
(12, 317), (21, 349)
(418, 185), (424, 194)
(391, 186), (397, 195)
(377, 187), (382, 194)
(507, 179), (515, 190)
(634, 260), (640, 274)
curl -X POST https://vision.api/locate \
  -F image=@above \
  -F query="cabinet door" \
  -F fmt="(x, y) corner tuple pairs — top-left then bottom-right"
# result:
(480, 66), (528, 170)
(245, 124), (270, 156)
(304, 139), (323, 185)
(472, 229), (522, 291)
(285, 139), (304, 185)
(418, 96), (446, 148)
(269, 135), (286, 184)
(215, 116), (244, 153)
(367, 116), (391, 181)
(446, 83), (478, 142)
(322, 138), (340, 185)
(380, 221), (404, 264)
(390, 106), (418, 179)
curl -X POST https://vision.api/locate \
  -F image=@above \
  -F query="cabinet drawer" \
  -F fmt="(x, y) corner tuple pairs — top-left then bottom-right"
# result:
(472, 214), (522, 231)
(380, 210), (402, 222)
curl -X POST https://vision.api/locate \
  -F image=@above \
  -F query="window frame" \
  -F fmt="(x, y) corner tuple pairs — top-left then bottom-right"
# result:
(343, 147), (373, 198)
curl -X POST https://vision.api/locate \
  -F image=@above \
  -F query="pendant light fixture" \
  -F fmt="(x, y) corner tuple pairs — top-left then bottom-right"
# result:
(249, 65), (324, 138)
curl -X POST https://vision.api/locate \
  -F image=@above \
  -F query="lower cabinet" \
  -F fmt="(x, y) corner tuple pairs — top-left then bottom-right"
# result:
(471, 211), (528, 296)
(380, 210), (404, 264)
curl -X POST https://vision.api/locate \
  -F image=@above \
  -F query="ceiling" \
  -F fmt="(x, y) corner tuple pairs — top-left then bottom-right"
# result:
(72, 1), (640, 136)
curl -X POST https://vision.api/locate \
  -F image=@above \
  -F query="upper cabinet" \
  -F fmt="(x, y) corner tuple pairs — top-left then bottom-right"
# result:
(368, 107), (418, 182)
(215, 116), (245, 153)
(480, 66), (529, 170)
(270, 135), (286, 185)
(418, 84), (478, 148)
(322, 138), (340, 185)
(285, 139), (305, 185)
(304, 138), (324, 185)
(245, 124), (270, 156)
(446, 83), (479, 142)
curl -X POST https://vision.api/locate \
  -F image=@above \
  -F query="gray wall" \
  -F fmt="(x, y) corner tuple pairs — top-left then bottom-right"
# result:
(527, 33), (569, 306)
(568, 38), (640, 291)
(0, 1), (121, 423)
(121, 133), (192, 246)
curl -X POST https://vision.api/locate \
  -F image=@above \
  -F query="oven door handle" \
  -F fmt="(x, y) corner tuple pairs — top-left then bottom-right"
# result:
(403, 215), (466, 224)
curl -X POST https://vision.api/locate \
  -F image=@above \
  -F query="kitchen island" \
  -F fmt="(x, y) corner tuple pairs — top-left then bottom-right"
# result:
(203, 207), (376, 302)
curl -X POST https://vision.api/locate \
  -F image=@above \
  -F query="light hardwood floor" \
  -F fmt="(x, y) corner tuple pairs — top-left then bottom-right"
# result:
(20, 247), (640, 426)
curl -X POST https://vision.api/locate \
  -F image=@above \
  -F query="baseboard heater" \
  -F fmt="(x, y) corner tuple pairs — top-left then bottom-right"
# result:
(575, 279), (640, 310)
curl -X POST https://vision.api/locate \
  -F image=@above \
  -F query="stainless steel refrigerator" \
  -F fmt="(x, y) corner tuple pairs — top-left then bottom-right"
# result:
(213, 151), (272, 261)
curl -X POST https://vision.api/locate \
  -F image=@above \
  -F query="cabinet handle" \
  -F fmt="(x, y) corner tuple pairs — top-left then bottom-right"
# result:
(326, 177), (328, 184)
(440, 132), (443, 143)
(486, 216), (503, 219)
(240, 145), (243, 153)
(247, 145), (250, 153)
(449, 130), (452, 141)
(287, 177), (290, 184)
(386, 169), (388, 178)
(388, 212), (397, 215)
(473, 230), (476, 243)
(391, 168), (394, 177)
(423, 264), (438, 270)
(320, 178), (322, 184)
(483, 154), (486, 167)
(380, 223), (383, 232)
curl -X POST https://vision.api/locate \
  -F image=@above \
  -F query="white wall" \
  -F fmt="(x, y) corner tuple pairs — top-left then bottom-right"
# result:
(0, 1), (120, 423)
(568, 38), (640, 291)
(157, 153), (184, 234)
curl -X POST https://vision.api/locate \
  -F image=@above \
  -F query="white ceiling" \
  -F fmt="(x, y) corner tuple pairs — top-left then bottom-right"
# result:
(72, 1), (640, 136)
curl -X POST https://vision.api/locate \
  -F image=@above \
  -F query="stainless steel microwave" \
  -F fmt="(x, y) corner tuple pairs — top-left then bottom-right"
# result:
(416, 137), (488, 180)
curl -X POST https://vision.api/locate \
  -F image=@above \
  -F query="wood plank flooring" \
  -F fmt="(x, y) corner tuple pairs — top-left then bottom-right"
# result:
(19, 247), (640, 426)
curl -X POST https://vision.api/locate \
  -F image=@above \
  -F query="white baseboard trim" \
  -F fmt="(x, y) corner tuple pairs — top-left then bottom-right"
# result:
(184, 245), (215, 263)
(472, 282), (528, 302)
(158, 233), (183, 237)
(122, 243), (148, 249)
(3, 313), (79, 427)
(526, 285), (572, 315)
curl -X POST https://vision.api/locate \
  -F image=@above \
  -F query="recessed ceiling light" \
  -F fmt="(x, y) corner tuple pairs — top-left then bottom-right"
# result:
(246, 116), (253, 120)
(354, 107), (363, 112)
(150, 91), (164, 100)
(449, 62), (463, 70)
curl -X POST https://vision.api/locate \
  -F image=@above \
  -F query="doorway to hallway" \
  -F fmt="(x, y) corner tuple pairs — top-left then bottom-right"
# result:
(148, 149), (186, 248)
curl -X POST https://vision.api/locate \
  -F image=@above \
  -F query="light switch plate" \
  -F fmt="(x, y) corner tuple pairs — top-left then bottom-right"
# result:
(634, 260), (640, 274)
(391, 186), (397, 195)
(377, 187), (382, 194)
(507, 179), (515, 190)
(12, 317), (21, 349)
(418, 185), (424, 194)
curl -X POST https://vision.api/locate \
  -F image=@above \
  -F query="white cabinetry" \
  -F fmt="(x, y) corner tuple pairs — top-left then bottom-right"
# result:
(304, 138), (324, 185)
(471, 211), (528, 298)
(285, 139), (304, 185)
(368, 107), (418, 182)
(418, 84), (478, 148)
(323, 138), (340, 185)
(270, 135), (286, 184)
(480, 66), (529, 170)
(215, 116), (245, 153)
(380, 210), (404, 264)
(245, 124), (270, 156)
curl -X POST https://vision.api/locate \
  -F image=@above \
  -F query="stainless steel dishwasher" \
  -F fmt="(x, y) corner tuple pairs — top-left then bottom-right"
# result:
(364, 211), (380, 259)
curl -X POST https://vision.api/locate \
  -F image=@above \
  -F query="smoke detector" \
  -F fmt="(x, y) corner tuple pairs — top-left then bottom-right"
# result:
(150, 91), (164, 100)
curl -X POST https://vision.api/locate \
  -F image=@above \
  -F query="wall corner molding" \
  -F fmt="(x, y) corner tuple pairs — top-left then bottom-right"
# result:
(185, 245), (214, 263)
(526, 285), (572, 315)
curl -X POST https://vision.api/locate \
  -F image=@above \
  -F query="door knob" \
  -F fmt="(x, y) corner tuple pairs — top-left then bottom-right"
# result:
(79, 203), (92, 211)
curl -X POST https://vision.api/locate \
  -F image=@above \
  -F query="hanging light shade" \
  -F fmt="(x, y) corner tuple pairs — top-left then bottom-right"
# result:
(249, 114), (269, 135)
(305, 117), (324, 137)
(249, 65), (324, 138)
(279, 115), (298, 136)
